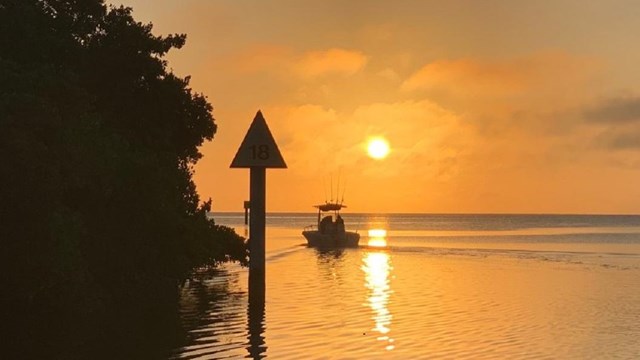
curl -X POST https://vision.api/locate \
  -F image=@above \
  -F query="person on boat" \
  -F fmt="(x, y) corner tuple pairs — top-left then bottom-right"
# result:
(320, 215), (333, 234)
(335, 214), (345, 233)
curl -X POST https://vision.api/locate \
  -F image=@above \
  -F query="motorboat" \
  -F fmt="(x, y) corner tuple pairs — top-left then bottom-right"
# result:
(302, 202), (360, 248)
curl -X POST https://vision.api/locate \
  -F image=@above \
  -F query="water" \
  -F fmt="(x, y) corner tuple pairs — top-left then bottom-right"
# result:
(171, 214), (640, 359)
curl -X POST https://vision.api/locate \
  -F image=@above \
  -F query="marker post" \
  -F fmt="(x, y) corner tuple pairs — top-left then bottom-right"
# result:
(230, 110), (287, 289)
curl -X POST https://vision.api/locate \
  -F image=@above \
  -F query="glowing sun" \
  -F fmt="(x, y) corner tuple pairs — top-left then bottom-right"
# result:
(367, 137), (390, 159)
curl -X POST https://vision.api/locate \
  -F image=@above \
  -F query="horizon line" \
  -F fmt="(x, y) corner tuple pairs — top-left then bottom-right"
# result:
(208, 211), (640, 216)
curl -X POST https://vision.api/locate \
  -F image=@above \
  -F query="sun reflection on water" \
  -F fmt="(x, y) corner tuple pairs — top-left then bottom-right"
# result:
(362, 243), (394, 351)
(368, 229), (388, 247)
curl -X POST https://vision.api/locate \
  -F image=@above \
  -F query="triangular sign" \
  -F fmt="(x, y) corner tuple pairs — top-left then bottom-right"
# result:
(230, 110), (287, 168)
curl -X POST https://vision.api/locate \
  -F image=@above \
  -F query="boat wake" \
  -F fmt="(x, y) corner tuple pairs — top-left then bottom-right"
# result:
(265, 245), (305, 262)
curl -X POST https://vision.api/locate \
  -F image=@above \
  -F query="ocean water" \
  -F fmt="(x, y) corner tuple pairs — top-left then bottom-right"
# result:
(171, 213), (640, 359)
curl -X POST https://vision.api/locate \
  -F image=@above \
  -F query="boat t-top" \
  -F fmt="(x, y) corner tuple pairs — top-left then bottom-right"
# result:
(302, 202), (360, 248)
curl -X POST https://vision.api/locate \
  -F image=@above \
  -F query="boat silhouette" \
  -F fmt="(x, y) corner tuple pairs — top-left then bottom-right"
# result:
(302, 202), (360, 248)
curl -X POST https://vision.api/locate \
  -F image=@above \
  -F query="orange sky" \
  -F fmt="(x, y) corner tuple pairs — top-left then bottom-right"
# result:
(111, 1), (640, 214)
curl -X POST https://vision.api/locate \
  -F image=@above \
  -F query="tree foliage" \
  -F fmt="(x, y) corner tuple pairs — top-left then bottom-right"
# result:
(0, 0), (247, 357)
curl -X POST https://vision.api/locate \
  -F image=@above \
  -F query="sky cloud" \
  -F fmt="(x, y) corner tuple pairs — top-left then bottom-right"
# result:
(591, 123), (640, 151)
(294, 48), (368, 78)
(399, 52), (602, 139)
(585, 96), (640, 124)
(582, 96), (640, 152)
(401, 52), (598, 102)
(402, 58), (526, 95)
(227, 46), (368, 80)
(604, 130), (640, 150)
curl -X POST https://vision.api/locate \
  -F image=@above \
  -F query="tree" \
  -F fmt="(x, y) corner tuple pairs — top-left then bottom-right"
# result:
(0, 1), (246, 358)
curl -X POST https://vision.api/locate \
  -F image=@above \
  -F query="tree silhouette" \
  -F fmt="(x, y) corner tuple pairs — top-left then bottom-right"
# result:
(0, 1), (246, 358)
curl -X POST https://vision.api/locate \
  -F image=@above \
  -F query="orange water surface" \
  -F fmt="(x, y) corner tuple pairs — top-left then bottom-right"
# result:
(172, 214), (640, 359)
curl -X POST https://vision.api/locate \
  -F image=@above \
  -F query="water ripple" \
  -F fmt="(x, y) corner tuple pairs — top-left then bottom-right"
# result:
(171, 237), (640, 359)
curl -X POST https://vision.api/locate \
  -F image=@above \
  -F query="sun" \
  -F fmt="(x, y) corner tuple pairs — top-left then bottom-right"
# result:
(367, 137), (390, 160)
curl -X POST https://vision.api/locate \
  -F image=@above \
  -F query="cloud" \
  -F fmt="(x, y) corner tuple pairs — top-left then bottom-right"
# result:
(606, 131), (640, 150)
(401, 52), (599, 104)
(225, 45), (367, 81)
(401, 58), (526, 95)
(399, 52), (602, 139)
(581, 96), (640, 152)
(590, 123), (640, 151)
(584, 96), (640, 123)
(294, 48), (368, 78)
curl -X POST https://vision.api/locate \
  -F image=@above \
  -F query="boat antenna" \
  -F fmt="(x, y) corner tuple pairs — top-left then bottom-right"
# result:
(341, 177), (347, 205)
(336, 172), (340, 206)
(330, 173), (333, 203)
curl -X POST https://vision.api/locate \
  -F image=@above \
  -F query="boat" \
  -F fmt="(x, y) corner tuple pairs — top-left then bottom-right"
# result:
(302, 202), (360, 248)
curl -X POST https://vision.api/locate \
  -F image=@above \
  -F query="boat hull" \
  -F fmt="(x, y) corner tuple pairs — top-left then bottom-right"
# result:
(302, 230), (360, 248)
